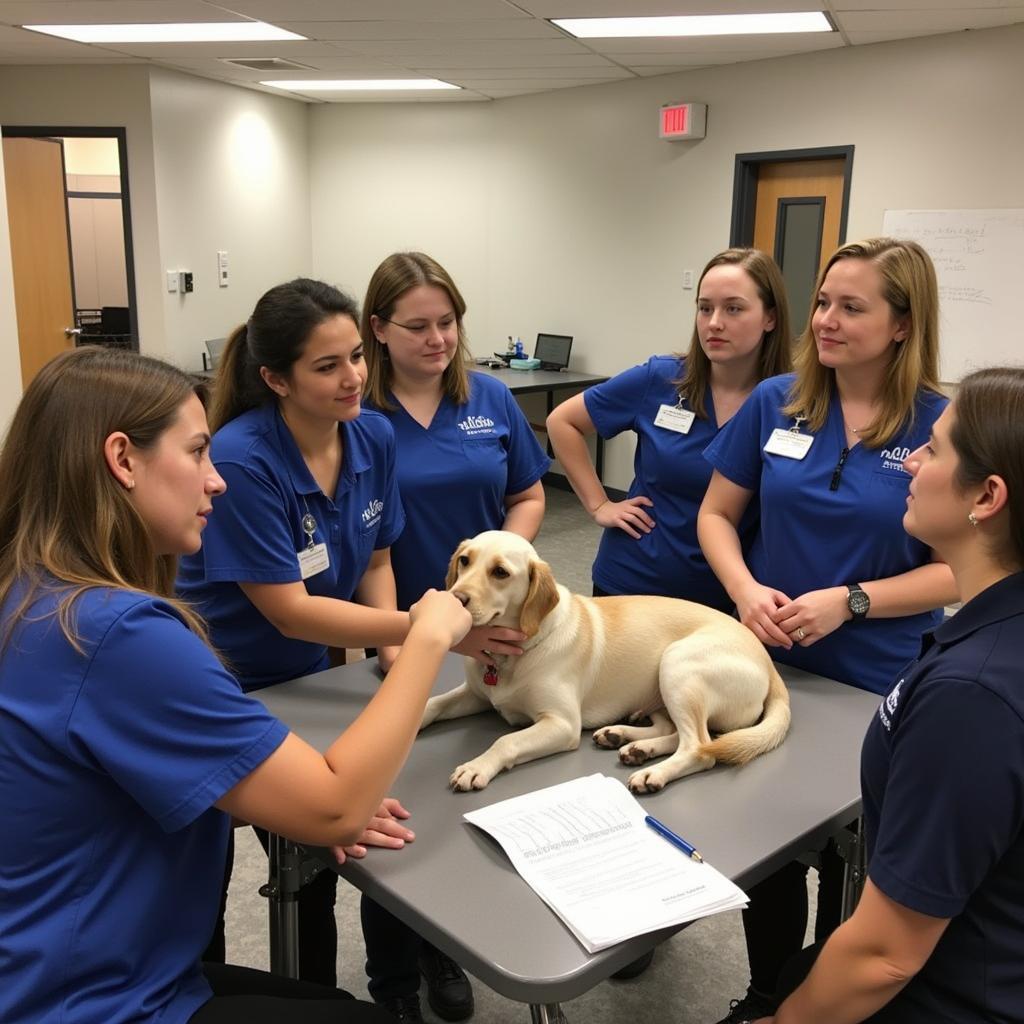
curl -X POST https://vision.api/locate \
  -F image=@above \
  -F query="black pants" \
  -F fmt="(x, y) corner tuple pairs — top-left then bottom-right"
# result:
(189, 962), (393, 1023)
(741, 839), (846, 997)
(203, 829), (425, 998)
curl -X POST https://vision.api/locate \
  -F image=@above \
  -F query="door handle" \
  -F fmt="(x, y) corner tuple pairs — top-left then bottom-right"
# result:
(64, 327), (82, 337)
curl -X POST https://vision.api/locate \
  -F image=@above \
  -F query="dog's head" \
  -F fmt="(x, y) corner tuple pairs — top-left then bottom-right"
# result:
(445, 531), (559, 638)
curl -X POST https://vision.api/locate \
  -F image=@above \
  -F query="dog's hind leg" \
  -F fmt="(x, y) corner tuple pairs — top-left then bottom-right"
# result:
(627, 675), (715, 794)
(593, 710), (675, 750)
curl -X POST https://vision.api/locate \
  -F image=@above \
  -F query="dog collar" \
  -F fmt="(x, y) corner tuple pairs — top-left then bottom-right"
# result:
(483, 662), (499, 686)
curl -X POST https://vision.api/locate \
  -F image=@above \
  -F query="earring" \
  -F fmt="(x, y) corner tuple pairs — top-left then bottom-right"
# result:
(968, 512), (978, 527)
(126, 480), (135, 491)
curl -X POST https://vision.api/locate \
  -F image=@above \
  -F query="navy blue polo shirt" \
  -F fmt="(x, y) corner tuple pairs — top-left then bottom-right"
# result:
(177, 403), (404, 690)
(0, 583), (287, 1024)
(860, 572), (1024, 1023)
(584, 355), (757, 609)
(704, 374), (947, 693)
(365, 372), (549, 611)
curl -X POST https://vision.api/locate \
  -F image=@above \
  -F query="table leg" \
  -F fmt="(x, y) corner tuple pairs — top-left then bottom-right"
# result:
(836, 816), (867, 920)
(529, 1003), (568, 1023)
(261, 834), (302, 978)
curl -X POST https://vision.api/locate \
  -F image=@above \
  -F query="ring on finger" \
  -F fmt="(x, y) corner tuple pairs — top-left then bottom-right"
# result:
(796, 627), (806, 640)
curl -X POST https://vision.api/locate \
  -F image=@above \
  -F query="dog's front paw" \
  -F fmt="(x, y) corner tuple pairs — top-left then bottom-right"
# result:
(618, 742), (654, 766)
(449, 761), (494, 791)
(593, 726), (625, 749)
(627, 767), (668, 794)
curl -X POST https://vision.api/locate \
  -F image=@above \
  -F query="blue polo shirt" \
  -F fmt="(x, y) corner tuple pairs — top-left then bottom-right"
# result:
(0, 583), (287, 1024)
(704, 374), (947, 693)
(860, 573), (1024, 1023)
(584, 355), (757, 609)
(177, 403), (404, 690)
(365, 372), (549, 611)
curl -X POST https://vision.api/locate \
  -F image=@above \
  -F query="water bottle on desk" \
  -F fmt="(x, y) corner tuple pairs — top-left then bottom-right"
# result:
(514, 337), (524, 358)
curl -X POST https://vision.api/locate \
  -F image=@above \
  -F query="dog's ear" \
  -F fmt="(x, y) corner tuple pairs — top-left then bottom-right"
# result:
(519, 559), (559, 637)
(445, 540), (470, 590)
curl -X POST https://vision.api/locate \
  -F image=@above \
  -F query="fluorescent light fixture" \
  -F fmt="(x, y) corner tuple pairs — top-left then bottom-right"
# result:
(553, 13), (832, 38)
(22, 22), (306, 43)
(261, 79), (460, 92)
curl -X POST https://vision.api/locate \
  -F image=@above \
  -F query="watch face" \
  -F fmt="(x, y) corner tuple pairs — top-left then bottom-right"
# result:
(849, 589), (870, 615)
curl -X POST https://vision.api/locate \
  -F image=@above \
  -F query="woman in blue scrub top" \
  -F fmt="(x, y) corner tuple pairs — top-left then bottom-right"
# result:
(754, 367), (1024, 1024)
(0, 347), (470, 1024)
(546, 248), (792, 610)
(361, 251), (549, 612)
(359, 252), (549, 1020)
(177, 279), (523, 1020)
(698, 238), (959, 1024)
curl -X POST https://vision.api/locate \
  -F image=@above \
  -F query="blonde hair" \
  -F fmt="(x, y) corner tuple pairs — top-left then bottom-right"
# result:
(674, 248), (793, 419)
(0, 347), (210, 652)
(361, 252), (472, 410)
(783, 237), (942, 446)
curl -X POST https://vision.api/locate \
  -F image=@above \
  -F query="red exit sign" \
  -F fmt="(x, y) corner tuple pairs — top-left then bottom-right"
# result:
(659, 102), (707, 141)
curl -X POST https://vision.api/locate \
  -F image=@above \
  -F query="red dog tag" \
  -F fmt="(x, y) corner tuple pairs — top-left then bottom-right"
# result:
(483, 663), (499, 686)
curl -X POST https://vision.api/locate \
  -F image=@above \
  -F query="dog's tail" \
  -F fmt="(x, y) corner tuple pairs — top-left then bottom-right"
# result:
(697, 664), (791, 766)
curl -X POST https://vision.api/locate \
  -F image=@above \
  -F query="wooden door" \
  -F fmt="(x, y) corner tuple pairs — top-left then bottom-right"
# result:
(3, 136), (76, 386)
(753, 158), (846, 331)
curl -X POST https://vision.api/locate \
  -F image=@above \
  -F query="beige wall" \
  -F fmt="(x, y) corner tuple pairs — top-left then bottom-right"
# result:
(0, 141), (24, 429)
(0, 65), (311, 376)
(310, 24), (1024, 489)
(149, 68), (311, 371)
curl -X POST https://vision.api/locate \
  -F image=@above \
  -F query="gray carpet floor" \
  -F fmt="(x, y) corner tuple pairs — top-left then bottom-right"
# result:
(226, 487), (818, 1022)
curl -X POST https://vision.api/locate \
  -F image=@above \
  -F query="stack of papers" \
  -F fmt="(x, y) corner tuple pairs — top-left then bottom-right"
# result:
(464, 774), (747, 953)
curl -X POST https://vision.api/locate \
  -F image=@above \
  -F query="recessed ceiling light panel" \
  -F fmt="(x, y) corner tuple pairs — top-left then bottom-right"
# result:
(261, 79), (460, 92)
(22, 22), (306, 43)
(552, 13), (832, 38)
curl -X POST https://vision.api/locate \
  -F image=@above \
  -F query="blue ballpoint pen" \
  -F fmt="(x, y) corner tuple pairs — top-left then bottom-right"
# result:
(645, 815), (704, 862)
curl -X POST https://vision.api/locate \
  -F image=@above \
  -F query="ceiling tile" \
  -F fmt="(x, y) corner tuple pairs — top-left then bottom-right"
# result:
(85, 38), (348, 59)
(836, 0), (1024, 9)
(279, 19), (563, 41)
(516, 0), (823, 13)
(405, 53), (617, 69)
(0, 1), (236, 23)
(218, 0), (528, 22)
(837, 8), (1024, 31)
(325, 37), (590, 58)
(437, 66), (630, 79)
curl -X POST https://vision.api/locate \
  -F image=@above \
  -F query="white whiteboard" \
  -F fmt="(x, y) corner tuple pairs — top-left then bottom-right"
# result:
(881, 208), (1024, 381)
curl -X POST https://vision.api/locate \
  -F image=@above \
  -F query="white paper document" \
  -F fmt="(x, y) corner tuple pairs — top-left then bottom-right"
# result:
(463, 774), (748, 953)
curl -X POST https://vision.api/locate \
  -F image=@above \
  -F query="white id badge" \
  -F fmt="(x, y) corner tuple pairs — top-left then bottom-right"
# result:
(654, 404), (695, 434)
(764, 428), (814, 460)
(297, 542), (330, 580)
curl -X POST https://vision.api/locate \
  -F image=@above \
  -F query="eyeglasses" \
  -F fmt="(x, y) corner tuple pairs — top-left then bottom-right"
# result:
(830, 446), (850, 491)
(376, 315), (457, 336)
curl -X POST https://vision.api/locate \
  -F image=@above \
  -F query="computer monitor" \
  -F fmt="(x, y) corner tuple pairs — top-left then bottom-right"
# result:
(533, 333), (573, 371)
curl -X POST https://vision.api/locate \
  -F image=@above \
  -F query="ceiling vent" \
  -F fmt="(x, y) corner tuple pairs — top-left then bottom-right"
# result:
(220, 57), (316, 72)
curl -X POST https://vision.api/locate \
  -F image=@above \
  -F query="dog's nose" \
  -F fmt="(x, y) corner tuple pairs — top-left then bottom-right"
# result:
(451, 590), (470, 607)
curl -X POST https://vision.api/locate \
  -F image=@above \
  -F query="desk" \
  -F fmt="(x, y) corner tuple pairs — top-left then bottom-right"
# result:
(472, 366), (609, 481)
(257, 656), (877, 1021)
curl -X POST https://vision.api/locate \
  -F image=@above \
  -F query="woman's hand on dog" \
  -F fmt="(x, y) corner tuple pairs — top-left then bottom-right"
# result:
(771, 586), (850, 647)
(409, 588), (473, 648)
(452, 624), (526, 665)
(331, 797), (414, 864)
(593, 495), (655, 539)
(736, 582), (793, 648)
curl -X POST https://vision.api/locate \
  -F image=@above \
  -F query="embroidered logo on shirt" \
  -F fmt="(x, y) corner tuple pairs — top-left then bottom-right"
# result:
(458, 415), (496, 437)
(877, 679), (903, 732)
(361, 498), (384, 527)
(879, 446), (911, 473)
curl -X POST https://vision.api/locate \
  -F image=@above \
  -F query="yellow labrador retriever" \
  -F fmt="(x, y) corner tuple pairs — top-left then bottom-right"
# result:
(419, 531), (790, 794)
